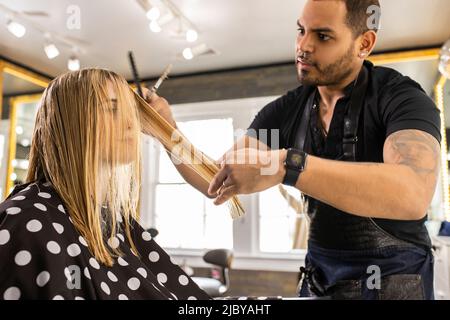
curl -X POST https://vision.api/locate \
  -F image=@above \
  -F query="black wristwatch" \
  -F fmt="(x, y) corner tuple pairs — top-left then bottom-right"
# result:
(282, 148), (308, 186)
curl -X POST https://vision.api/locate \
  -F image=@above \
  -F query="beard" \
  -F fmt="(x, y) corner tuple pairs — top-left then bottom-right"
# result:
(297, 44), (356, 87)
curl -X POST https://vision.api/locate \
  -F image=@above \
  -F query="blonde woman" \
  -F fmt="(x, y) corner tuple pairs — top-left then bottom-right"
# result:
(0, 69), (210, 300)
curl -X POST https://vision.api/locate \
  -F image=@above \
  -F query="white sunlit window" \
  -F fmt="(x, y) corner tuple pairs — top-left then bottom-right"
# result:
(153, 118), (235, 250)
(140, 96), (305, 269)
(258, 186), (301, 253)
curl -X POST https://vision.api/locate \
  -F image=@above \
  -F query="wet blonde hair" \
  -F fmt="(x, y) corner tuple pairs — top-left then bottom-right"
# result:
(27, 68), (141, 266)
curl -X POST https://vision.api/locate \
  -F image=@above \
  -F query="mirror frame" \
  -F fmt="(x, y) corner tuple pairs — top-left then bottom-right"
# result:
(0, 59), (50, 198)
(368, 48), (449, 222)
(434, 75), (449, 221)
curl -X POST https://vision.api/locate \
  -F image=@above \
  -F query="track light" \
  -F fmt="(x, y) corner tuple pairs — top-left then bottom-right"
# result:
(182, 48), (194, 60)
(7, 20), (26, 38)
(68, 56), (80, 71)
(44, 43), (59, 59)
(182, 43), (209, 60)
(146, 7), (160, 20)
(186, 28), (198, 42)
(149, 20), (162, 33)
(149, 12), (174, 33)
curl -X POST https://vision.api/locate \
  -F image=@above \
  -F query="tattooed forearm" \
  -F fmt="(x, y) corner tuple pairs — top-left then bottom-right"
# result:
(384, 129), (440, 180)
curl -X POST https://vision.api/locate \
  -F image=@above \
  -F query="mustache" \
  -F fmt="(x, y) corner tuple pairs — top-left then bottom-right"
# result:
(296, 53), (316, 65)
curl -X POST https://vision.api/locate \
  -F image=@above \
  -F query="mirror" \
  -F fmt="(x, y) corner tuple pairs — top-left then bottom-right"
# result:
(0, 60), (49, 199)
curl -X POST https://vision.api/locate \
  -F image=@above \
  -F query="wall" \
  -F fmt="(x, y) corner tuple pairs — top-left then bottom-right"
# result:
(144, 63), (299, 104)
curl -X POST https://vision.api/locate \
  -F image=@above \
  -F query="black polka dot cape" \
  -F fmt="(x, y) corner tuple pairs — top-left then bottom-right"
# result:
(0, 181), (211, 300)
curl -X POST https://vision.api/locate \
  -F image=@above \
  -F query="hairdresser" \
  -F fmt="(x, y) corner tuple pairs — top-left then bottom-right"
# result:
(147, 0), (441, 300)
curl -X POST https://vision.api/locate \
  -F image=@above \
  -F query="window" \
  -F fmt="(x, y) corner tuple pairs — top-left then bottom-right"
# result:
(140, 96), (305, 265)
(153, 118), (235, 250)
(258, 186), (302, 253)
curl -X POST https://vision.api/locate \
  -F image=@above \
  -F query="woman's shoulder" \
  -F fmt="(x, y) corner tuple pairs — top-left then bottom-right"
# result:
(0, 181), (72, 239)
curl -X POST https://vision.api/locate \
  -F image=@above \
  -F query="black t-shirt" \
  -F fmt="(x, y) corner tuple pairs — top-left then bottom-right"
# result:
(247, 61), (441, 249)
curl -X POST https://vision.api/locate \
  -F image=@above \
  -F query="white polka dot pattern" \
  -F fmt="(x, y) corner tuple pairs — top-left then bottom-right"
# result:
(67, 244), (81, 257)
(3, 287), (21, 300)
(0, 181), (208, 300)
(107, 271), (118, 282)
(15, 250), (31, 266)
(26, 219), (42, 232)
(33, 203), (47, 211)
(142, 231), (152, 241)
(46, 241), (61, 254)
(52, 223), (64, 234)
(127, 277), (140, 291)
(157, 273), (167, 284)
(6, 207), (21, 215)
(36, 271), (51, 287)
(38, 192), (51, 199)
(148, 251), (160, 262)
(0, 229), (10, 245)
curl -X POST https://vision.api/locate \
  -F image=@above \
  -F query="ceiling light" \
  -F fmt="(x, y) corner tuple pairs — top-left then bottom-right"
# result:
(15, 126), (23, 135)
(68, 56), (80, 71)
(182, 43), (209, 60)
(159, 12), (175, 26)
(186, 29), (198, 42)
(146, 7), (161, 20)
(44, 43), (59, 59)
(7, 20), (26, 38)
(20, 139), (30, 147)
(149, 20), (162, 33)
(182, 48), (193, 60)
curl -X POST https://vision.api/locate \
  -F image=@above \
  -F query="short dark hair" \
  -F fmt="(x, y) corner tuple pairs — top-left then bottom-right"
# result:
(341, 0), (381, 36)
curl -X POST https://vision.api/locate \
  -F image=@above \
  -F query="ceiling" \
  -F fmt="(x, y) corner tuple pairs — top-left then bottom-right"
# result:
(2, 72), (43, 96)
(0, 0), (449, 80)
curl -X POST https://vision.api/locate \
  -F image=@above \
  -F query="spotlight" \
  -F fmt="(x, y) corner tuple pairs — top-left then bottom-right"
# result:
(149, 20), (162, 33)
(186, 29), (198, 42)
(7, 20), (26, 38)
(44, 43), (60, 59)
(146, 7), (161, 20)
(182, 48), (193, 60)
(68, 56), (80, 71)
(182, 43), (209, 60)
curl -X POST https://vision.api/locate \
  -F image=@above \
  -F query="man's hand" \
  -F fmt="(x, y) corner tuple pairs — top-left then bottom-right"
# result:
(142, 88), (177, 128)
(208, 149), (287, 205)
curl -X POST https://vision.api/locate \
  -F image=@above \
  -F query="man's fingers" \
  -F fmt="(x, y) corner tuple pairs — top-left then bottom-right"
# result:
(208, 168), (229, 195)
(143, 88), (159, 104)
(213, 185), (237, 206)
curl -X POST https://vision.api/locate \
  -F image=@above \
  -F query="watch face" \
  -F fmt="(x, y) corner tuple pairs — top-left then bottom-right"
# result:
(290, 153), (303, 167)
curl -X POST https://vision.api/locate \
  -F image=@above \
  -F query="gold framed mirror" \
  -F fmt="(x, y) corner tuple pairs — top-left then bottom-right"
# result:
(369, 48), (449, 222)
(0, 60), (50, 199)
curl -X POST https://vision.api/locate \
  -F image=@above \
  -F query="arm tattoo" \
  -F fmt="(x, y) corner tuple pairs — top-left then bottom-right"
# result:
(384, 130), (440, 178)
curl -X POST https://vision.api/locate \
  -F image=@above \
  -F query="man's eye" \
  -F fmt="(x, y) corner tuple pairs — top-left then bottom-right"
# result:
(318, 33), (331, 41)
(297, 28), (305, 35)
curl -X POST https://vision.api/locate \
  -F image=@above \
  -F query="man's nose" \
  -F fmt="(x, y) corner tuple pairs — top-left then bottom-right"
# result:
(296, 33), (313, 54)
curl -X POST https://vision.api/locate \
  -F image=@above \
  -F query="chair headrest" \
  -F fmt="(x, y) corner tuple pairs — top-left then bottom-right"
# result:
(203, 249), (233, 268)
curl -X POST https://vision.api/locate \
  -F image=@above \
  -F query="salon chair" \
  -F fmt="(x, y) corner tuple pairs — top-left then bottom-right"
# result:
(192, 249), (233, 297)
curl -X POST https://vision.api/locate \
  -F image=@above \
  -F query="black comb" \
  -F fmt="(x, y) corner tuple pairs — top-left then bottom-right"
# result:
(128, 51), (144, 98)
